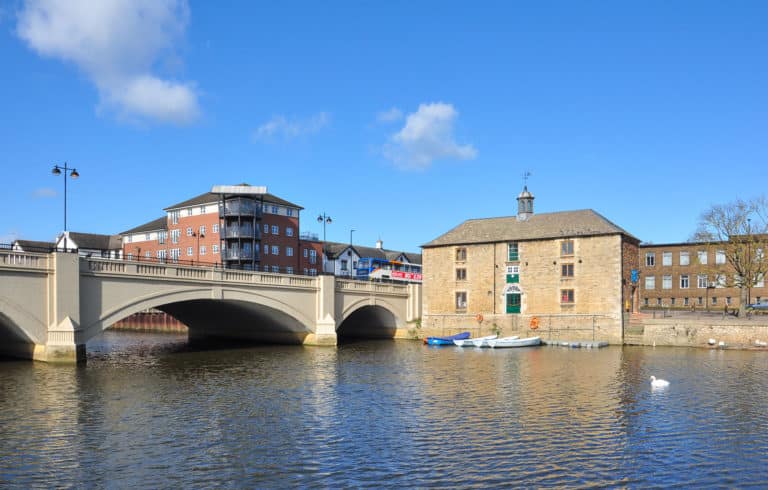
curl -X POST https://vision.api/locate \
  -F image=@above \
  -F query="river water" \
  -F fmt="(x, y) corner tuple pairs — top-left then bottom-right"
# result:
(1, 331), (767, 488)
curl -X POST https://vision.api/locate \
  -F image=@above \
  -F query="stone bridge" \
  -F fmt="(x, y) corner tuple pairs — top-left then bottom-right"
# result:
(0, 250), (422, 363)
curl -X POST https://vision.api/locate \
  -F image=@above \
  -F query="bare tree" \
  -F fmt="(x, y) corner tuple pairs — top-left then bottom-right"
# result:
(692, 196), (768, 316)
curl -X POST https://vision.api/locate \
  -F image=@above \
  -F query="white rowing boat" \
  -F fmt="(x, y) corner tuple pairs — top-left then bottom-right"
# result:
(487, 336), (541, 348)
(453, 334), (497, 347)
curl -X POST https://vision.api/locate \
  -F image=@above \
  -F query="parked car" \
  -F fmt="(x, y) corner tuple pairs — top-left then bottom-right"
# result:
(748, 300), (768, 310)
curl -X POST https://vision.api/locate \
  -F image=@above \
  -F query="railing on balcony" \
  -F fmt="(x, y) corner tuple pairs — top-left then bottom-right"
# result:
(223, 249), (260, 261)
(219, 198), (263, 218)
(224, 226), (260, 239)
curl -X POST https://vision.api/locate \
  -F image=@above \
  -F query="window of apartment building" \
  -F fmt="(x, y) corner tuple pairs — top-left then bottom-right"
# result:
(712, 296), (718, 305)
(456, 247), (467, 261)
(271, 205), (279, 214)
(456, 268), (467, 280)
(186, 208), (193, 217)
(199, 225), (206, 236)
(561, 240), (574, 256)
(159, 231), (167, 244)
(170, 210), (179, 224)
(757, 274), (765, 288)
(200, 246), (207, 256)
(144, 251), (151, 259)
(200, 205), (206, 214)
(187, 247), (193, 256)
(263, 244), (268, 255)
(645, 276), (655, 290)
(286, 227), (294, 237)
(212, 224), (219, 234)
(303, 268), (308, 275)
(157, 250), (167, 260)
(186, 227), (193, 237)
(680, 251), (690, 266)
(310, 268), (318, 276)
(303, 248), (308, 258)
(309, 250), (317, 264)
(684, 297), (689, 306)
(271, 225), (279, 235)
(340, 260), (348, 271)
(715, 274), (726, 288)
(286, 247), (294, 257)
(286, 266), (294, 274)
(170, 248), (180, 261)
(264, 223), (269, 233)
(561, 289), (575, 304)
(456, 292), (468, 310)
(271, 245), (279, 256)
(662, 252), (672, 266)
(171, 229), (180, 244)
(287, 208), (294, 217)
(508, 243), (519, 261)
(697, 297), (704, 305)
(697, 274), (708, 288)
(212, 244), (219, 254)
(663, 275), (672, 289)
(716, 250), (726, 264)
(127, 235), (133, 243)
(127, 253), (134, 260)
(562, 263), (574, 277)
(145, 233), (151, 241)
(698, 250), (708, 265)
(645, 252), (655, 266)
(680, 275), (689, 289)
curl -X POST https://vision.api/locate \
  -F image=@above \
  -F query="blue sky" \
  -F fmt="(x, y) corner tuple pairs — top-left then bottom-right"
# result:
(1, 1), (766, 252)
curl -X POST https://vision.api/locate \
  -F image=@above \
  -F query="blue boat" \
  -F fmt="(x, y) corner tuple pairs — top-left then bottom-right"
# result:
(424, 331), (471, 346)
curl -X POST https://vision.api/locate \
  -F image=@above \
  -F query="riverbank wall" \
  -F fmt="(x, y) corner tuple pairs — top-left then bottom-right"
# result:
(625, 312), (768, 349)
(111, 310), (188, 333)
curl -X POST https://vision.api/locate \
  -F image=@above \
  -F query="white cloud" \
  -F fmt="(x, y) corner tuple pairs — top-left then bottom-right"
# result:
(253, 112), (330, 141)
(32, 187), (57, 198)
(377, 107), (403, 123)
(16, 0), (199, 124)
(384, 102), (477, 169)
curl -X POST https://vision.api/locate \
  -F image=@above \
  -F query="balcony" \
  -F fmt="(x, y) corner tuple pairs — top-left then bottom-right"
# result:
(219, 198), (263, 218)
(223, 249), (260, 261)
(224, 226), (260, 239)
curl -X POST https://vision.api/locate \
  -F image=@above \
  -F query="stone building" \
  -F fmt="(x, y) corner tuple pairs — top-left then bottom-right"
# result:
(638, 242), (767, 310)
(421, 187), (639, 343)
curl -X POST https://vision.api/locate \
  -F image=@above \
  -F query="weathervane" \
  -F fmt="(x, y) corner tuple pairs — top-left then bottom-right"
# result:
(522, 171), (531, 187)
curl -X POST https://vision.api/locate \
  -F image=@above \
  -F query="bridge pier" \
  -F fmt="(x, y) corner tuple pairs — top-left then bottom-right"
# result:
(303, 274), (338, 346)
(35, 253), (86, 363)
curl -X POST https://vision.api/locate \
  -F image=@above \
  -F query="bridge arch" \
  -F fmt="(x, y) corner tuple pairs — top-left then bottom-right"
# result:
(0, 297), (46, 345)
(82, 285), (317, 343)
(336, 297), (403, 340)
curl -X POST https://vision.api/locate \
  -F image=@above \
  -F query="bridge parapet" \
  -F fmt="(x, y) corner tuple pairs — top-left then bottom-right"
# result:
(335, 278), (409, 296)
(0, 250), (51, 271)
(83, 258), (318, 289)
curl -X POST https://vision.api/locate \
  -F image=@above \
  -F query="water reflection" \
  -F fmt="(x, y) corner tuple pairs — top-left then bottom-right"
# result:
(1, 332), (767, 487)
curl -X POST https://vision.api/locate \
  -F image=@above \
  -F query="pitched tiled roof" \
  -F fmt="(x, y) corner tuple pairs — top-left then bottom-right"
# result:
(68, 232), (122, 250)
(422, 209), (638, 248)
(120, 216), (168, 234)
(324, 241), (422, 264)
(164, 191), (302, 211)
(13, 240), (55, 252)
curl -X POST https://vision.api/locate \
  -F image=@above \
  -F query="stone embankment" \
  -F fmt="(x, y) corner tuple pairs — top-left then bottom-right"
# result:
(626, 311), (768, 349)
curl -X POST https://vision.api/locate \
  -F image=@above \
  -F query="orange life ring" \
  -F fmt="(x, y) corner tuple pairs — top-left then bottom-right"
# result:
(476, 314), (484, 323)
(530, 316), (540, 330)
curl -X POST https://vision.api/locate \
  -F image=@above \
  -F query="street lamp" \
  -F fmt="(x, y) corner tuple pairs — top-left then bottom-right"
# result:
(52, 163), (79, 252)
(317, 213), (332, 272)
(192, 230), (205, 265)
(349, 229), (356, 277)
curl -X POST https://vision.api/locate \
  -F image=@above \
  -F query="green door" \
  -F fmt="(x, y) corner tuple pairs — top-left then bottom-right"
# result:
(506, 293), (521, 313)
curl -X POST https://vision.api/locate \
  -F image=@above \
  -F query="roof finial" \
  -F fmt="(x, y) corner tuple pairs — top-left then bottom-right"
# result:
(522, 170), (531, 188)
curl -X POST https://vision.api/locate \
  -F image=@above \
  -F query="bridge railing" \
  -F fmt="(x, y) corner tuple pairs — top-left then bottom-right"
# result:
(0, 249), (50, 270)
(335, 278), (408, 295)
(83, 257), (319, 289)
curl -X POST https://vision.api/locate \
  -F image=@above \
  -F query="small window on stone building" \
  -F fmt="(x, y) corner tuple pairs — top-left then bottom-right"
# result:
(726, 297), (732, 305)
(684, 297), (689, 306)
(456, 268), (466, 280)
(455, 292), (467, 310)
(662, 252), (672, 266)
(508, 243), (519, 261)
(671, 298), (676, 306)
(645, 276), (655, 290)
(698, 297), (704, 305)
(456, 247), (467, 261)
(561, 240), (574, 256)
(562, 264), (574, 277)
(716, 250), (726, 264)
(712, 296), (718, 305)
(560, 289), (574, 304)
(680, 275), (689, 289)
(698, 251), (708, 265)
(657, 297), (662, 306)
(680, 251), (690, 266)
(662, 275), (672, 289)
(645, 252), (655, 267)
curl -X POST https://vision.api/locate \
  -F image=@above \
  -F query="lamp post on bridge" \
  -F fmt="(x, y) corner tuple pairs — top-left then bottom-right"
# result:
(192, 230), (205, 265)
(349, 229), (355, 277)
(52, 163), (79, 252)
(317, 213), (332, 272)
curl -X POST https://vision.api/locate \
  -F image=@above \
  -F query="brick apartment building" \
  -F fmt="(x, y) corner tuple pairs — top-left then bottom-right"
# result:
(121, 186), (323, 275)
(638, 242), (767, 309)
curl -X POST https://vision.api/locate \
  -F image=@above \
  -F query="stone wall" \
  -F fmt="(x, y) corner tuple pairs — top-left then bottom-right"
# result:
(627, 316), (768, 348)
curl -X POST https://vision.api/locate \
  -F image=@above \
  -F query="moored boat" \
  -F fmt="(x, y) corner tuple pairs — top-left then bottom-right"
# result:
(454, 334), (498, 347)
(424, 331), (471, 346)
(487, 336), (541, 348)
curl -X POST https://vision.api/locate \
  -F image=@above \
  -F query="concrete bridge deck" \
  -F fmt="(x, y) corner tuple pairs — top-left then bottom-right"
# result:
(0, 250), (421, 363)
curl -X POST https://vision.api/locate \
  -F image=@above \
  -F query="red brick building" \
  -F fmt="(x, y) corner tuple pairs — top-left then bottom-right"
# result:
(121, 187), (323, 275)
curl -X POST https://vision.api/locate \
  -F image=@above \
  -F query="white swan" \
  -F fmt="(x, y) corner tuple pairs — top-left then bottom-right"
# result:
(650, 375), (670, 388)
